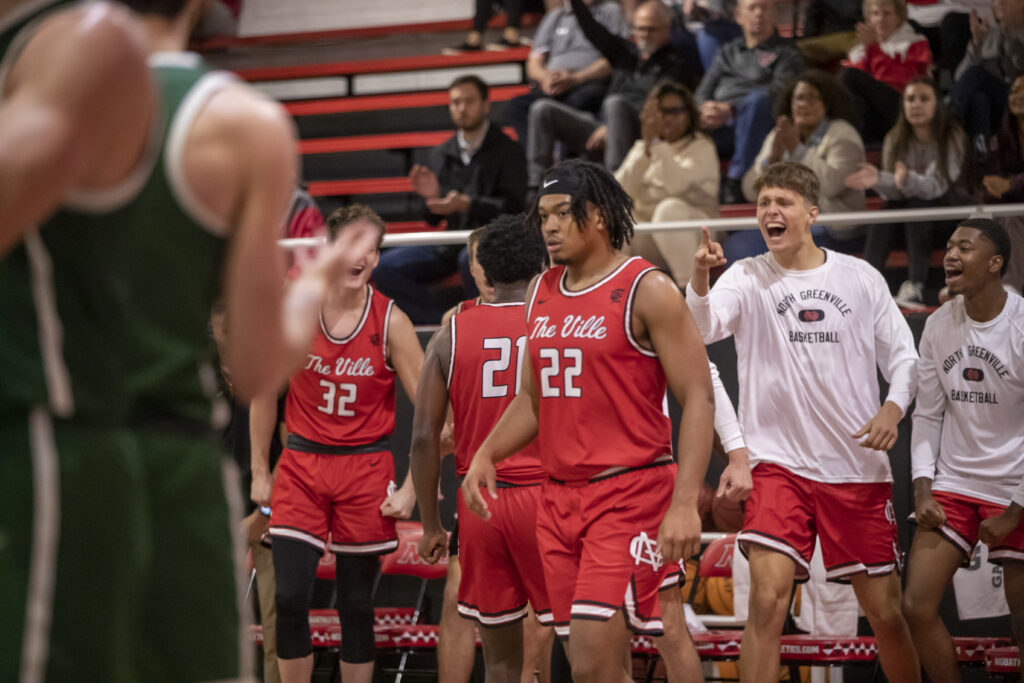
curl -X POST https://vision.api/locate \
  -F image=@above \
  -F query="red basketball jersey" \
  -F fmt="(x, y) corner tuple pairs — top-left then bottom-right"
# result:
(285, 286), (396, 446)
(527, 257), (672, 481)
(448, 303), (545, 485)
(456, 297), (481, 314)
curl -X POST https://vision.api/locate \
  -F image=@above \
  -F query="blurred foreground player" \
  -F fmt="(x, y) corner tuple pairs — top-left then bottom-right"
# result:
(0, 2), (376, 679)
(904, 218), (1024, 683)
(413, 213), (551, 682)
(0, 0), (152, 255)
(0, 0), (376, 680)
(463, 159), (715, 683)
(255, 205), (423, 683)
(687, 161), (921, 683)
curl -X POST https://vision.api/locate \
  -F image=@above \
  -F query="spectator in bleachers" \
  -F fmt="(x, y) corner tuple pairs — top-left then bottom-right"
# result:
(373, 75), (527, 324)
(798, 0), (861, 66)
(732, 70), (866, 259)
(980, 73), (1024, 291)
(840, 0), (932, 145)
(446, 0), (550, 53)
(906, 0), (978, 85)
(950, 0), (1024, 153)
(505, 0), (628, 146)
(846, 76), (965, 309)
(695, 0), (804, 204)
(686, 0), (743, 71)
(615, 79), (720, 287)
(526, 0), (699, 188)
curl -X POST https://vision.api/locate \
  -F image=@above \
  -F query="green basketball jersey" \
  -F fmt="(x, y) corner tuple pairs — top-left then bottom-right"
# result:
(0, 0), (101, 419)
(0, 43), (233, 428)
(115, 52), (233, 427)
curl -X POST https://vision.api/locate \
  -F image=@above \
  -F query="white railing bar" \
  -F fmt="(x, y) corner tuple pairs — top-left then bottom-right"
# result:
(278, 203), (1024, 250)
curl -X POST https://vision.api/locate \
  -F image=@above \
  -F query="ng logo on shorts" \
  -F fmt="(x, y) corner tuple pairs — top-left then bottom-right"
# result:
(629, 531), (663, 572)
(884, 499), (896, 525)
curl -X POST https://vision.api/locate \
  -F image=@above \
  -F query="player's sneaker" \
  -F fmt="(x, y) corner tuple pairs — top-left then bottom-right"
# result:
(894, 280), (926, 310)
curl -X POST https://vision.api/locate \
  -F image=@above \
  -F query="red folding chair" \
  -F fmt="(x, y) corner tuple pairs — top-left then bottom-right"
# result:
(687, 533), (742, 628)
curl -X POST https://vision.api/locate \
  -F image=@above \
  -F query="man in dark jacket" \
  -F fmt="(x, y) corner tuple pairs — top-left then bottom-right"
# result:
(373, 75), (527, 324)
(696, 0), (803, 203)
(526, 0), (701, 187)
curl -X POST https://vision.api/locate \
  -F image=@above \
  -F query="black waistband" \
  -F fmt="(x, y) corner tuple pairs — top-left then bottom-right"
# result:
(286, 434), (391, 455)
(456, 476), (542, 489)
(548, 458), (674, 486)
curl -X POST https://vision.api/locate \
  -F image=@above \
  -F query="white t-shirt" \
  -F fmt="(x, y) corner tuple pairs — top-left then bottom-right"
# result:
(911, 294), (1024, 505)
(686, 250), (918, 483)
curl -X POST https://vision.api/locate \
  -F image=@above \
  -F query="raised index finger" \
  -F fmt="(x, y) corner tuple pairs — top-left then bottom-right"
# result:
(700, 225), (712, 247)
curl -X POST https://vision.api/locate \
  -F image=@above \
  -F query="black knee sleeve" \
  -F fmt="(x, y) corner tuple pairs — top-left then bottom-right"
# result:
(335, 554), (379, 663)
(272, 538), (323, 659)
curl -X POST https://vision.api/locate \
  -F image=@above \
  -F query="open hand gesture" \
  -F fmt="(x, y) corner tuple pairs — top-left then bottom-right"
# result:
(845, 162), (879, 191)
(969, 9), (989, 47)
(855, 21), (878, 47)
(409, 164), (440, 199)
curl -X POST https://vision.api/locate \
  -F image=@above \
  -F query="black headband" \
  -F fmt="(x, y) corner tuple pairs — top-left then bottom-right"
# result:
(536, 169), (585, 199)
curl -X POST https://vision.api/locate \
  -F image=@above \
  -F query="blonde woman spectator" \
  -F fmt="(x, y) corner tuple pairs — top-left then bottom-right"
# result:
(741, 70), (866, 254)
(615, 80), (719, 287)
(840, 0), (932, 143)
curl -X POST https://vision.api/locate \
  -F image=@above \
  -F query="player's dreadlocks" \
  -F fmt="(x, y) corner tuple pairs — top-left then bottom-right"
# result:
(529, 158), (636, 250)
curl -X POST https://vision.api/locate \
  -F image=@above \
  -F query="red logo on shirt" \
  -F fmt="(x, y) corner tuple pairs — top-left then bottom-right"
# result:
(962, 367), (985, 382)
(757, 50), (778, 68)
(798, 309), (825, 322)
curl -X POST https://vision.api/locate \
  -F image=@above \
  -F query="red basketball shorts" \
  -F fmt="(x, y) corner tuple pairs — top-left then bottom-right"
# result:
(924, 490), (1024, 565)
(739, 463), (900, 583)
(456, 484), (551, 627)
(536, 462), (680, 638)
(269, 448), (398, 554)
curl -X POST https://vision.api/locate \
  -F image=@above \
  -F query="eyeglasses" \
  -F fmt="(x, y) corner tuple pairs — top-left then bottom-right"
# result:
(658, 106), (688, 116)
(630, 24), (663, 33)
(792, 92), (822, 103)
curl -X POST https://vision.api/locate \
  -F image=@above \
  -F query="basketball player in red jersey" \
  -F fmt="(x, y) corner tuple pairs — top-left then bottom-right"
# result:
(434, 224), (499, 681)
(251, 205), (423, 683)
(412, 213), (550, 682)
(442, 227), (494, 325)
(463, 158), (715, 683)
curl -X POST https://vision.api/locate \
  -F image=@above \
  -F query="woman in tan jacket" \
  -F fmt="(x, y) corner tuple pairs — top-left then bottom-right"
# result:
(615, 79), (719, 288)
(727, 69), (867, 261)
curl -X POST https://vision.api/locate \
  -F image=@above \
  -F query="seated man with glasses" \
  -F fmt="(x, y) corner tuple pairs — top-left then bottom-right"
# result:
(615, 79), (720, 288)
(526, 0), (701, 190)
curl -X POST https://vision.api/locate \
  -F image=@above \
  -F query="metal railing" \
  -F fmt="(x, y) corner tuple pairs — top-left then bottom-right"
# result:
(278, 202), (1024, 250)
